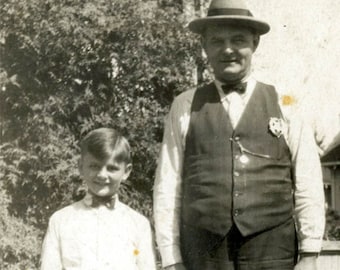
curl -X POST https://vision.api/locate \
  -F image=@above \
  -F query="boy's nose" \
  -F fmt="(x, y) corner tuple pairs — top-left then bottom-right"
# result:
(96, 168), (108, 180)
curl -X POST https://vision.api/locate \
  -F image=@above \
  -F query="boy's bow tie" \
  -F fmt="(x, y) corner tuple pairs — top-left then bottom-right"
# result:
(90, 194), (116, 209)
(221, 82), (247, 95)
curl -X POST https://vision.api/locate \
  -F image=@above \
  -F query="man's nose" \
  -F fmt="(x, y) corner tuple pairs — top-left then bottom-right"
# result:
(222, 42), (234, 54)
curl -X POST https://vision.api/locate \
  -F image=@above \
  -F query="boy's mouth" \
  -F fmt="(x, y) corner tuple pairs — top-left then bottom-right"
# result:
(93, 180), (109, 185)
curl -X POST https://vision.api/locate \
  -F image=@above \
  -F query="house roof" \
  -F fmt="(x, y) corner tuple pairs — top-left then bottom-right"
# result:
(321, 144), (340, 163)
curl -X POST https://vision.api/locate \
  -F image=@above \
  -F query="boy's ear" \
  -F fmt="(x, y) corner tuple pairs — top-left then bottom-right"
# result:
(122, 163), (132, 182)
(201, 36), (207, 55)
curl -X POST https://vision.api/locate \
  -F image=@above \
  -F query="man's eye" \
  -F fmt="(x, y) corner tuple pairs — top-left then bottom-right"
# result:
(210, 38), (223, 45)
(233, 38), (246, 44)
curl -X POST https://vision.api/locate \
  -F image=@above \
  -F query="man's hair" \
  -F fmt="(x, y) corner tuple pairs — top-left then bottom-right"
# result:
(201, 22), (259, 37)
(80, 128), (131, 164)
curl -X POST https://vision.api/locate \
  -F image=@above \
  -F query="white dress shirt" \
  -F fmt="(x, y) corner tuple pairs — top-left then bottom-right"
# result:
(153, 78), (325, 268)
(41, 195), (156, 270)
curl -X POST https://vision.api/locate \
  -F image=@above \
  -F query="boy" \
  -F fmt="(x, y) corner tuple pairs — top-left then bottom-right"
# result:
(41, 128), (156, 270)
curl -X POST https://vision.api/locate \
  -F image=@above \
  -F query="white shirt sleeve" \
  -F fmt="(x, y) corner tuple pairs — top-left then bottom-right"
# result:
(282, 105), (325, 253)
(153, 91), (193, 268)
(296, 88), (340, 156)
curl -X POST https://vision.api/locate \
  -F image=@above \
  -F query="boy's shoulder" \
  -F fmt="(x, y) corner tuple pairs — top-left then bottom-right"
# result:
(117, 201), (150, 225)
(49, 200), (85, 221)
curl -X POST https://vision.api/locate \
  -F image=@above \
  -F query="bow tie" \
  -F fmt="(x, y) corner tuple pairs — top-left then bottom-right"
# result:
(85, 194), (116, 209)
(221, 82), (247, 95)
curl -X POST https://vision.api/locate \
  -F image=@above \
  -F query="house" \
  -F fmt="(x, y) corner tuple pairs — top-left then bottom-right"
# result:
(321, 144), (340, 212)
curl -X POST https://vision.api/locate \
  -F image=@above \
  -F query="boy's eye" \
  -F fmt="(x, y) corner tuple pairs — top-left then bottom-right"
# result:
(106, 165), (119, 172)
(89, 164), (100, 170)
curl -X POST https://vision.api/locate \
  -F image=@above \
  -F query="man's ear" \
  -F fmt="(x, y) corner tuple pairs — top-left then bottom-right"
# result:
(78, 157), (83, 176)
(253, 35), (260, 52)
(200, 36), (209, 65)
(122, 163), (132, 182)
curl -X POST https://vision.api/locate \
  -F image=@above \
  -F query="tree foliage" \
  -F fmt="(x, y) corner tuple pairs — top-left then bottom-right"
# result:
(0, 0), (201, 268)
(325, 208), (340, 241)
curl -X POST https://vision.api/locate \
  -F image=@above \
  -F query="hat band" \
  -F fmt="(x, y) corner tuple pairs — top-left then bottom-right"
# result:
(208, 8), (253, 17)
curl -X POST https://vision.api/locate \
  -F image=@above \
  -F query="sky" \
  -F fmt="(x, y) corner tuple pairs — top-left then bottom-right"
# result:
(244, 0), (340, 153)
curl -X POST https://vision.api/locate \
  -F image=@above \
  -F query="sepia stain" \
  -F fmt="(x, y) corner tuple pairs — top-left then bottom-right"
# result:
(133, 249), (139, 256)
(281, 95), (296, 106)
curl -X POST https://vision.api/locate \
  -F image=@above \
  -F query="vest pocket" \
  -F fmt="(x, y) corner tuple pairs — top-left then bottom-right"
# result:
(236, 137), (290, 161)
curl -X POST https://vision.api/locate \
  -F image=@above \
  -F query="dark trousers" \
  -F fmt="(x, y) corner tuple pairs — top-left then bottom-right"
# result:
(182, 218), (297, 270)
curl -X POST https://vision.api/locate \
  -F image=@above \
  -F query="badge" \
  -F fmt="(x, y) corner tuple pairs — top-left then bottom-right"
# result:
(239, 154), (249, 164)
(268, 117), (285, 138)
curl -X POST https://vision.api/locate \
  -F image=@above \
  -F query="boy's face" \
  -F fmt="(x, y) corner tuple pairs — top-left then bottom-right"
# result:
(79, 152), (132, 197)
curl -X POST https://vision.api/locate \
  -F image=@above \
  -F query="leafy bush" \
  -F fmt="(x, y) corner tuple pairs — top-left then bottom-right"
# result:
(325, 208), (340, 241)
(0, 188), (41, 269)
(0, 0), (201, 268)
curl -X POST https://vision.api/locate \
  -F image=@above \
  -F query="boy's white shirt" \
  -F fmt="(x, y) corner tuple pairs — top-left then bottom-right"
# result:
(41, 195), (157, 270)
(153, 77), (325, 267)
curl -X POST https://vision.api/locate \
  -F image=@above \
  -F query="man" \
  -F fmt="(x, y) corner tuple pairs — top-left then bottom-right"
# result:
(153, 0), (325, 270)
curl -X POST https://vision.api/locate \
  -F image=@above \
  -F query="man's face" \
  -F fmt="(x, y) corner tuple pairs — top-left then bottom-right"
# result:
(203, 24), (259, 82)
(79, 152), (132, 197)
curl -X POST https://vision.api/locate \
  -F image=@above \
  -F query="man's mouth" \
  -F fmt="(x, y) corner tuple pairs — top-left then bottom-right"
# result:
(221, 59), (238, 63)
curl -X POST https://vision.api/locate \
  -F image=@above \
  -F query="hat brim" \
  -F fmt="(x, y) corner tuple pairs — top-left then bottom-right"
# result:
(189, 16), (270, 35)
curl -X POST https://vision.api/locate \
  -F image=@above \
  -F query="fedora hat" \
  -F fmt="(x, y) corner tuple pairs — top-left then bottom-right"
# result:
(189, 0), (270, 35)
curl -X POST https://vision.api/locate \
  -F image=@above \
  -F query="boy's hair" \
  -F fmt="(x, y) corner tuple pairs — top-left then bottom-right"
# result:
(80, 128), (131, 164)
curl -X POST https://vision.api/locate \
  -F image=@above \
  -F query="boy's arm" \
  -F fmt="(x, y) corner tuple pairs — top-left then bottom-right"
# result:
(40, 214), (62, 270)
(136, 218), (157, 270)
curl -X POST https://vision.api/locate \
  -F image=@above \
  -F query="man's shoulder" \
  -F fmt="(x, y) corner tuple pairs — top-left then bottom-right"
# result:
(172, 83), (216, 107)
(173, 87), (196, 104)
(255, 80), (291, 106)
(255, 80), (277, 91)
(254, 79), (295, 103)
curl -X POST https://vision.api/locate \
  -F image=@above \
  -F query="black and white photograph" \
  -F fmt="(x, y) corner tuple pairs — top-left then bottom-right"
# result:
(1, 0), (340, 269)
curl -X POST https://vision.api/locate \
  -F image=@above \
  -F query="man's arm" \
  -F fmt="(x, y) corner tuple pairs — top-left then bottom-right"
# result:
(164, 263), (187, 270)
(153, 93), (192, 269)
(286, 115), (325, 256)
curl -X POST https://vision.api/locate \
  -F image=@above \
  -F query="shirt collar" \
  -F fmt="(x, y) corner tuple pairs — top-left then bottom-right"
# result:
(82, 192), (119, 210)
(214, 75), (257, 102)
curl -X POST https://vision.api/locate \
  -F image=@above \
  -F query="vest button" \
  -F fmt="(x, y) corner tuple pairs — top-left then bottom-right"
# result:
(234, 136), (240, 141)
(234, 209), (240, 216)
(234, 171), (240, 177)
(235, 155), (240, 160)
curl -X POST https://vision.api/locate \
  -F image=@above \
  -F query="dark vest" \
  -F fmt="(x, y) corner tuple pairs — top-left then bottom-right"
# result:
(180, 82), (293, 256)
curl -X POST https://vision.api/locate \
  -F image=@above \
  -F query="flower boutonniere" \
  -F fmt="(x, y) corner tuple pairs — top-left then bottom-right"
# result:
(268, 117), (285, 138)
